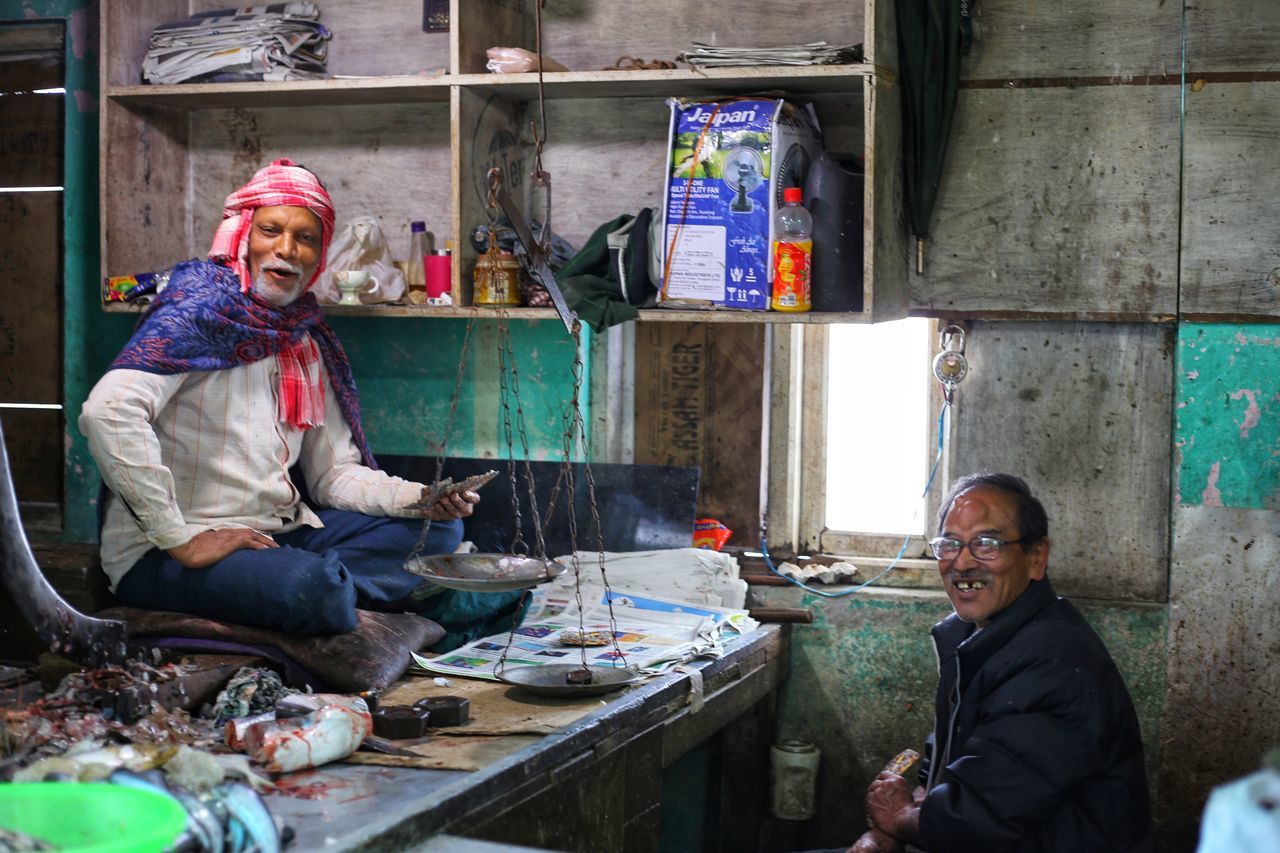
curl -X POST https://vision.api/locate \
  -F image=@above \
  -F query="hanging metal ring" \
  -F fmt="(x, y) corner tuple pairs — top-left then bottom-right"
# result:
(932, 324), (969, 388)
(485, 167), (504, 227)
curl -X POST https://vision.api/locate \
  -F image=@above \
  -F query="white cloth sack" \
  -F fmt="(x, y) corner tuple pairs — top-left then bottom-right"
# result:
(314, 216), (406, 304)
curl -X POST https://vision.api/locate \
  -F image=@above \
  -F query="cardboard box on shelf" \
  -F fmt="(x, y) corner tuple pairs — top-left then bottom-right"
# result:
(658, 97), (823, 311)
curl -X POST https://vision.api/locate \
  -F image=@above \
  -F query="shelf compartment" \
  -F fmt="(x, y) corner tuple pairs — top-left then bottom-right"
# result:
(455, 0), (869, 78)
(103, 0), (450, 88)
(101, 100), (452, 290)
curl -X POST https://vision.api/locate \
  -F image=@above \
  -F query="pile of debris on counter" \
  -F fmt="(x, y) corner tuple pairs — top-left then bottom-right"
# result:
(0, 658), (379, 852)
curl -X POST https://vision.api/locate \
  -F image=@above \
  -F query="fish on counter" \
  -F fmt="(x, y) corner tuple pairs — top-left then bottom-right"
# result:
(0, 827), (58, 852)
(243, 704), (372, 774)
(109, 768), (285, 853)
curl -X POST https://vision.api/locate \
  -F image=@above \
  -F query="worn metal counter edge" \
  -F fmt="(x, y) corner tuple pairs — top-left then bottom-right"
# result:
(346, 624), (788, 850)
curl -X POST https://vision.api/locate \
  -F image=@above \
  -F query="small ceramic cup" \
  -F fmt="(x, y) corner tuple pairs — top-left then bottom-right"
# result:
(335, 269), (378, 306)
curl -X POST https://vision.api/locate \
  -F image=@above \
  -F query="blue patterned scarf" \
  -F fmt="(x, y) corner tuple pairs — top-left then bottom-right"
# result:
(110, 260), (376, 469)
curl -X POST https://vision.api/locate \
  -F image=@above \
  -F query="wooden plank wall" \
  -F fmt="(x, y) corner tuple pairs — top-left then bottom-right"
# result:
(634, 323), (765, 547)
(1180, 1), (1280, 319)
(959, 1), (1179, 79)
(0, 52), (63, 504)
(519, 96), (671, 248)
(907, 0), (1183, 318)
(914, 85), (1181, 318)
(1180, 82), (1280, 319)
(99, 103), (190, 277)
(188, 0), (450, 77)
(0, 57), (62, 183)
(1185, 0), (1280, 73)
(950, 321), (1173, 602)
(0, 192), (62, 504)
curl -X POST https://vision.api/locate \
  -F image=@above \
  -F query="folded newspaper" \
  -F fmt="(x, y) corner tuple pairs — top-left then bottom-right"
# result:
(142, 3), (332, 85)
(412, 583), (759, 682)
(676, 41), (863, 68)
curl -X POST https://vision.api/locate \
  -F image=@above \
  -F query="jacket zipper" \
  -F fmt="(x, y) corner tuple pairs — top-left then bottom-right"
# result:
(927, 651), (963, 792)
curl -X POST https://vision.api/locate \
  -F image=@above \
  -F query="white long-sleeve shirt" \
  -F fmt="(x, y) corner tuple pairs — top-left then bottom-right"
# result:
(79, 340), (425, 590)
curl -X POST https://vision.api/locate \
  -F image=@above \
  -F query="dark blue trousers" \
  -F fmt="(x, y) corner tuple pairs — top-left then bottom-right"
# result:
(115, 511), (517, 644)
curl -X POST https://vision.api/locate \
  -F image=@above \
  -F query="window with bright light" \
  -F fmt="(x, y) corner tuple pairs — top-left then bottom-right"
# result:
(822, 317), (933, 543)
(783, 312), (936, 558)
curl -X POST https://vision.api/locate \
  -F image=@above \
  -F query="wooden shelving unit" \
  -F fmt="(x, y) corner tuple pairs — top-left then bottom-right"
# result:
(100, 0), (908, 324)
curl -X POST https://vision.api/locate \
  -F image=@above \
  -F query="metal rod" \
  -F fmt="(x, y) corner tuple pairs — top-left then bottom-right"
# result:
(0, 420), (128, 666)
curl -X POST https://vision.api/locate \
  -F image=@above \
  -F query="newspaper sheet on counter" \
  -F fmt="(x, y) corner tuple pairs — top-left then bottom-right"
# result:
(411, 585), (758, 682)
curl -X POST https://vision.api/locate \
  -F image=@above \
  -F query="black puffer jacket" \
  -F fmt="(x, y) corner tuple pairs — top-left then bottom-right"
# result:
(917, 578), (1154, 852)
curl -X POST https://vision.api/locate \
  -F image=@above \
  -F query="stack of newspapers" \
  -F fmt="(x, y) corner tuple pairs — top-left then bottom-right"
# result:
(676, 41), (863, 68)
(142, 3), (331, 85)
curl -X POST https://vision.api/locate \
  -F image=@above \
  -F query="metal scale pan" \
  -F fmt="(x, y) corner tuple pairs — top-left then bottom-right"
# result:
(405, 553), (565, 592)
(498, 664), (642, 698)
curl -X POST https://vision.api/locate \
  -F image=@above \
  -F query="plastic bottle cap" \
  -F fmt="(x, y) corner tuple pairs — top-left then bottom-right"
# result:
(783, 187), (803, 204)
(411, 221), (426, 232)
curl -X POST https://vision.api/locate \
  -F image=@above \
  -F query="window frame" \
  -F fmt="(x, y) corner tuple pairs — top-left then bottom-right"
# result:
(765, 320), (954, 570)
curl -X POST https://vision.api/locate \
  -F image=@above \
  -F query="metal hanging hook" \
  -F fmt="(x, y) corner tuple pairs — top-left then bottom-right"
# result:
(938, 324), (965, 356)
(484, 167), (504, 227)
(932, 324), (969, 404)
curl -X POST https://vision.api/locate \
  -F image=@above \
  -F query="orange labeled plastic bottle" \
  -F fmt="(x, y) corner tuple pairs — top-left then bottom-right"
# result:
(771, 186), (813, 312)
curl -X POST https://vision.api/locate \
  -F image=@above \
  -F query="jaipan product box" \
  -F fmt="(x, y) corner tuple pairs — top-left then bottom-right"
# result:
(659, 97), (823, 311)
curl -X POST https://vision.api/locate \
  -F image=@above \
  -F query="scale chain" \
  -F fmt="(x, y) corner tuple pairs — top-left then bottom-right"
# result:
(564, 325), (627, 669)
(496, 314), (529, 556)
(493, 308), (555, 675)
(409, 317), (477, 565)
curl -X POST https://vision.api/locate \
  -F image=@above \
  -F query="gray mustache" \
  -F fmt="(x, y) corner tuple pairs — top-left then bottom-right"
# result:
(261, 260), (303, 275)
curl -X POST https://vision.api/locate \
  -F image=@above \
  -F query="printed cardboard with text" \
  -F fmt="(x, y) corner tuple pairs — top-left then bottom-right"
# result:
(659, 98), (822, 311)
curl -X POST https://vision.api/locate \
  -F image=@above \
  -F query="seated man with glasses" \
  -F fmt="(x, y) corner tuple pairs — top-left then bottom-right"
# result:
(850, 471), (1153, 853)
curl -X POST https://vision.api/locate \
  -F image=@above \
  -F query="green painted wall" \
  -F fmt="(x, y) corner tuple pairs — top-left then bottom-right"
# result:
(1175, 323), (1280, 510)
(327, 316), (586, 461)
(67, 313), (584, 542)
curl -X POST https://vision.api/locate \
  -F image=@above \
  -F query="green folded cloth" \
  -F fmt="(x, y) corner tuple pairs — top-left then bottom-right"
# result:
(556, 212), (653, 331)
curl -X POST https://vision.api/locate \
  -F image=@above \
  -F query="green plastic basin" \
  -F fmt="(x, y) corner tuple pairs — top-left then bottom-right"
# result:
(0, 781), (187, 852)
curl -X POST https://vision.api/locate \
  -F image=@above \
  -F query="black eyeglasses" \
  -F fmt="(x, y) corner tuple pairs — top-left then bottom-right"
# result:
(928, 535), (1027, 561)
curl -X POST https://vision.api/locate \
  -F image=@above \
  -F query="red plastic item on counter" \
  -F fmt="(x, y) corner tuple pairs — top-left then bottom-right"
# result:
(693, 518), (732, 551)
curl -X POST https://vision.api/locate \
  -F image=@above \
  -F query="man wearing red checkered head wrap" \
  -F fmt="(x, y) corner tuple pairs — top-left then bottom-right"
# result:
(80, 160), (523, 648)
(210, 157), (336, 297)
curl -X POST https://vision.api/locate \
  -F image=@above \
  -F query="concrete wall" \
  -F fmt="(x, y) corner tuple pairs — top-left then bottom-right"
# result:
(759, 3), (1280, 851)
(1162, 323), (1280, 844)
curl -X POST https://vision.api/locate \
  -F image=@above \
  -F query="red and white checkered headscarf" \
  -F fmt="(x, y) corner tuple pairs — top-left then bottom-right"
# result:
(207, 158), (337, 429)
(208, 157), (336, 293)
